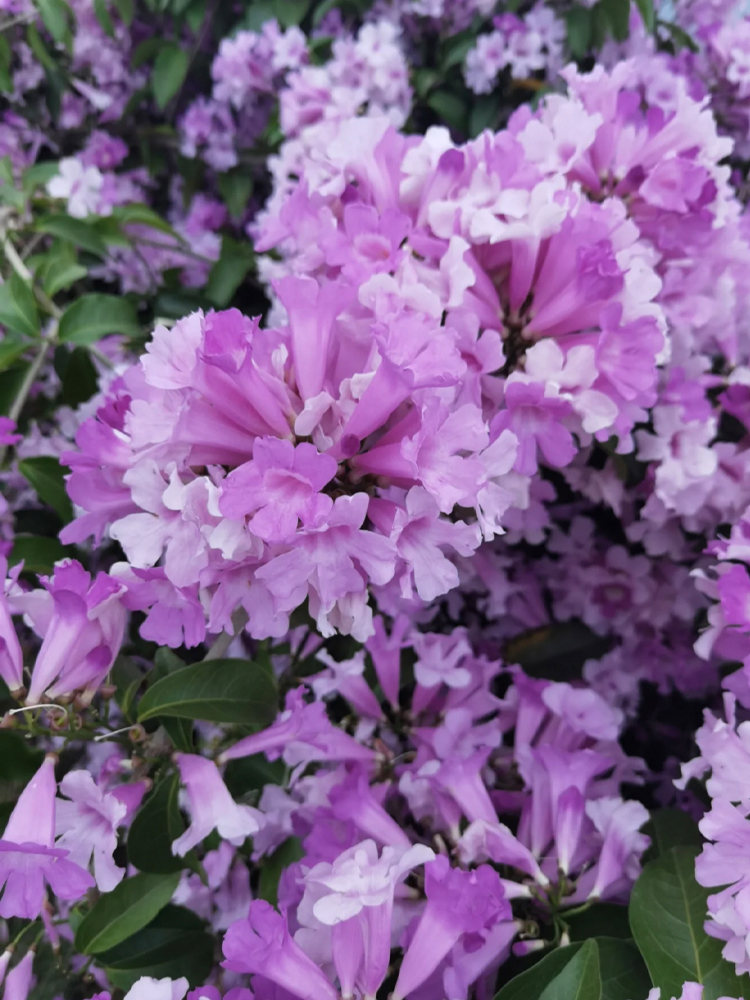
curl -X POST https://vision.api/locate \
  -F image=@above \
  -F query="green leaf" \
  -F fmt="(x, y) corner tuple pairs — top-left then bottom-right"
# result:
(137, 658), (277, 725)
(0, 273), (40, 338)
(113, 203), (176, 235)
(469, 94), (501, 138)
(566, 903), (631, 942)
(152, 44), (190, 109)
(538, 940), (601, 1000)
(0, 730), (44, 783)
(600, 0), (631, 41)
(18, 456), (73, 523)
(41, 255), (87, 298)
(503, 620), (611, 682)
(258, 836), (304, 906)
(128, 774), (185, 874)
(23, 160), (60, 193)
(58, 294), (140, 345)
(217, 170), (254, 221)
(0, 337), (29, 374)
(224, 753), (286, 799)
(75, 871), (181, 955)
(427, 89), (468, 133)
(272, 0), (309, 26)
(494, 945), (585, 1000)
(161, 716), (194, 752)
(113, 0), (134, 25)
(596, 938), (651, 1000)
(98, 905), (214, 991)
(93, 0), (115, 36)
(566, 7), (592, 58)
(9, 535), (72, 574)
(26, 22), (57, 71)
(634, 0), (655, 31)
(0, 36), (12, 92)
(441, 30), (476, 70)
(643, 809), (703, 863)
(205, 238), (255, 308)
(57, 346), (99, 407)
(35, 0), (72, 46)
(629, 846), (750, 1000)
(132, 37), (163, 69)
(36, 215), (107, 256)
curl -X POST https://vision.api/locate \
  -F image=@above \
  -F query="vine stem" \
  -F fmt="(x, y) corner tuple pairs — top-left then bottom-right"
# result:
(0, 237), (61, 465)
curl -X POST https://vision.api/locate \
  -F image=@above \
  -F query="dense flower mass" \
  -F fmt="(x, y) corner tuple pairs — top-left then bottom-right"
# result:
(5, 2), (750, 1000)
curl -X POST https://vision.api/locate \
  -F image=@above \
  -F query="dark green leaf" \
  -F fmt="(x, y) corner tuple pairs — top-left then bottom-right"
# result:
(596, 938), (651, 1000)
(600, 0), (630, 41)
(137, 657), (277, 725)
(26, 23), (56, 71)
(206, 238), (255, 308)
(36, 0), (72, 45)
(0, 273), (40, 338)
(161, 717), (194, 752)
(36, 215), (107, 256)
(75, 871), (181, 955)
(113, 203), (176, 235)
(132, 37), (163, 69)
(469, 94), (501, 138)
(643, 809), (703, 863)
(566, 903), (631, 942)
(224, 753), (286, 799)
(272, 0), (309, 26)
(9, 535), (72, 574)
(427, 89), (468, 133)
(184, 0), (205, 33)
(58, 346), (99, 407)
(0, 337), (29, 374)
(634, 0), (655, 31)
(441, 30), (476, 70)
(0, 730), (44, 783)
(113, 0), (134, 25)
(494, 945), (585, 1000)
(538, 940), (601, 1000)
(217, 170), (254, 221)
(0, 364), (28, 417)
(152, 44), (190, 109)
(128, 774), (185, 874)
(566, 7), (592, 58)
(258, 836), (304, 906)
(98, 905), (214, 991)
(0, 36), (12, 92)
(93, 0), (115, 36)
(629, 846), (750, 1000)
(58, 294), (140, 345)
(18, 456), (73, 523)
(503, 620), (611, 682)
(112, 655), (146, 722)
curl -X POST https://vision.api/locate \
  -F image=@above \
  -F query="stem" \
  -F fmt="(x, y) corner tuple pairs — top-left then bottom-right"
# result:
(0, 12), (35, 32)
(0, 238), (61, 465)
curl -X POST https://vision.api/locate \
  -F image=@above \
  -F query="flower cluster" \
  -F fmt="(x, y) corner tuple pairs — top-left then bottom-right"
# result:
(4, 3), (750, 1000)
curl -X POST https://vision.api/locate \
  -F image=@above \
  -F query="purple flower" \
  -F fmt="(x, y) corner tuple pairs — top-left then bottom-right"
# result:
(0, 756), (94, 919)
(55, 769), (127, 891)
(223, 899), (339, 1000)
(11, 560), (127, 705)
(220, 438), (338, 542)
(172, 754), (263, 856)
(394, 855), (511, 999)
